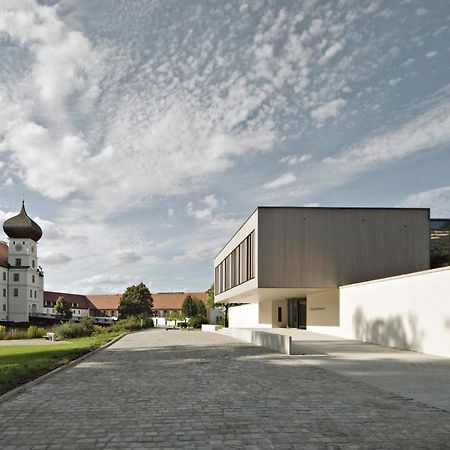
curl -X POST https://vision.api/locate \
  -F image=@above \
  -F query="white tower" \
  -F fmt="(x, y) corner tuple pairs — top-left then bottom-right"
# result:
(3, 201), (44, 322)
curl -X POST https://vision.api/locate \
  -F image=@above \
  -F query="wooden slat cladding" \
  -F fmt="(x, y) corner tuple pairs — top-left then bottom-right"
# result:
(257, 208), (430, 288)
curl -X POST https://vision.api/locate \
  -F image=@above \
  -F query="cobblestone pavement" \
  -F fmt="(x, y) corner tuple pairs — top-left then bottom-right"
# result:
(1, 329), (450, 449)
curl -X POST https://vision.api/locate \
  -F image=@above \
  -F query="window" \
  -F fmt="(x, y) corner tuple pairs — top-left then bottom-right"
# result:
(34, 290), (37, 298)
(15, 258), (21, 267)
(13, 273), (19, 282)
(3, 289), (5, 297)
(277, 307), (282, 323)
(2, 272), (5, 281)
(30, 289), (32, 298)
(32, 275), (35, 283)
(215, 230), (255, 295)
(13, 288), (18, 297)
(32, 260), (35, 268)
(2, 304), (5, 312)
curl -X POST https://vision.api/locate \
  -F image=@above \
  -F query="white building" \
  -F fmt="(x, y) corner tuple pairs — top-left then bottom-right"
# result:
(0, 202), (44, 323)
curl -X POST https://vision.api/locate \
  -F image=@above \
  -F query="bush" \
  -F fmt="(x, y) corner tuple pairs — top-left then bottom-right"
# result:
(81, 316), (95, 335)
(93, 325), (106, 335)
(55, 320), (96, 340)
(4, 328), (27, 340)
(26, 326), (46, 339)
(108, 317), (154, 333)
(0, 325), (6, 339)
(189, 315), (207, 329)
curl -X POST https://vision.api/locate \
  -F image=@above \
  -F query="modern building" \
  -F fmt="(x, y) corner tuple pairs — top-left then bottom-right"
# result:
(214, 207), (433, 329)
(0, 202), (44, 322)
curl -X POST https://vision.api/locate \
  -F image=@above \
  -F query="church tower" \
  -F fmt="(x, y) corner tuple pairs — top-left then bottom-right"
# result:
(3, 202), (44, 322)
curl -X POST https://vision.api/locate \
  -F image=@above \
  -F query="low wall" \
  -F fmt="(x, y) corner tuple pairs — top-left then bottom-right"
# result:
(336, 267), (450, 358)
(201, 324), (221, 332)
(228, 303), (271, 328)
(222, 328), (291, 355)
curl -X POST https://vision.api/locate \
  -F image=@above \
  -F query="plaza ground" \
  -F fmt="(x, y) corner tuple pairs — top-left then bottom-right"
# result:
(0, 329), (449, 449)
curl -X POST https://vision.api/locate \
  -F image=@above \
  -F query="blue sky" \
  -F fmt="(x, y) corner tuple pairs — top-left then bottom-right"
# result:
(0, 0), (449, 294)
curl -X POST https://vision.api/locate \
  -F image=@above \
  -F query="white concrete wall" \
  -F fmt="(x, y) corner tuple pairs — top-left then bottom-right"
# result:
(307, 289), (339, 327)
(317, 267), (450, 358)
(228, 303), (272, 328)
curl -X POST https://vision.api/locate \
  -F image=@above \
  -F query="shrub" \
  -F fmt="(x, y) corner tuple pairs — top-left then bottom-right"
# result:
(108, 316), (154, 333)
(26, 325), (46, 339)
(0, 325), (6, 339)
(189, 315), (207, 329)
(55, 321), (95, 340)
(81, 316), (95, 335)
(93, 325), (105, 335)
(4, 328), (27, 340)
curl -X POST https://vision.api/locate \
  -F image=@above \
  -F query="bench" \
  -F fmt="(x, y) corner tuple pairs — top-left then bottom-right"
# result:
(43, 332), (55, 341)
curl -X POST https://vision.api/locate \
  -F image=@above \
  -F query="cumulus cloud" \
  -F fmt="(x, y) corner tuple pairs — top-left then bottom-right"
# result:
(426, 50), (438, 59)
(400, 186), (450, 217)
(263, 173), (297, 190)
(311, 98), (347, 122)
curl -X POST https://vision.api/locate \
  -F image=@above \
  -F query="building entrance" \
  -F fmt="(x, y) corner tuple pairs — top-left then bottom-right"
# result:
(287, 298), (307, 329)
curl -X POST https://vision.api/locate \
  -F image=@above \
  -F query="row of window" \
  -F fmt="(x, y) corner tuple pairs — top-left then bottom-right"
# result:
(215, 231), (255, 295)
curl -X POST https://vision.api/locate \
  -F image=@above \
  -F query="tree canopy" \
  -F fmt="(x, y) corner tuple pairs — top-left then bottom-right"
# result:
(118, 283), (153, 319)
(181, 295), (196, 318)
(54, 296), (72, 321)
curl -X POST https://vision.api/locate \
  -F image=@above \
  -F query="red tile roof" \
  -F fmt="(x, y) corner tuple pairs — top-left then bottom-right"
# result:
(43, 291), (208, 312)
(44, 291), (94, 309)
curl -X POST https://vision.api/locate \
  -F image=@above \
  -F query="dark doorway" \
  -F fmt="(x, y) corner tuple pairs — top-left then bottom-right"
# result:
(288, 298), (307, 329)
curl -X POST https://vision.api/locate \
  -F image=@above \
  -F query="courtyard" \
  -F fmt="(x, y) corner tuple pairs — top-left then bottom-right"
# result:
(0, 329), (449, 449)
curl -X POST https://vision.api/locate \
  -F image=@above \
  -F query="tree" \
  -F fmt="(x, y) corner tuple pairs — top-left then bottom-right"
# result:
(54, 296), (72, 321)
(118, 283), (153, 319)
(205, 284), (215, 309)
(194, 298), (206, 320)
(181, 295), (196, 318)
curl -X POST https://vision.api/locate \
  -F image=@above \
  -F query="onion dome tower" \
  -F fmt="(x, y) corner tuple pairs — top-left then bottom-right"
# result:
(3, 201), (43, 241)
(2, 201), (44, 323)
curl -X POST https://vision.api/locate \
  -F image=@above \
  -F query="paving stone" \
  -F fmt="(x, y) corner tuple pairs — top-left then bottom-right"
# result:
(0, 329), (450, 449)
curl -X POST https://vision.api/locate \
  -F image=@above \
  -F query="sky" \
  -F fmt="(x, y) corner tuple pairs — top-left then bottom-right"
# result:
(0, 0), (449, 294)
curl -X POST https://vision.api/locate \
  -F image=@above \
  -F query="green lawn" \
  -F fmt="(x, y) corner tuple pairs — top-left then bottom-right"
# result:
(0, 332), (122, 396)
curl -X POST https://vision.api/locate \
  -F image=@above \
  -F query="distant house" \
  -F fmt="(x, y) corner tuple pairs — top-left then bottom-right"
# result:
(43, 290), (211, 321)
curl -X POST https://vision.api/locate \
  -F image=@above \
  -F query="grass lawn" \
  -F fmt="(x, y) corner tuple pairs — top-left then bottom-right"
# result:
(0, 332), (122, 396)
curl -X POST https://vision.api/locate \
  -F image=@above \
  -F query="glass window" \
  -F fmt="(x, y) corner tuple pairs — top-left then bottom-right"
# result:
(13, 273), (19, 282)
(13, 288), (18, 297)
(214, 230), (255, 295)
(15, 258), (21, 267)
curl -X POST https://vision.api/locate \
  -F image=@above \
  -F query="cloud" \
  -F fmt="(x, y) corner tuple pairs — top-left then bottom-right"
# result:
(400, 186), (450, 217)
(263, 173), (296, 190)
(280, 154), (312, 165)
(114, 250), (142, 264)
(39, 251), (72, 266)
(426, 50), (438, 59)
(319, 42), (344, 64)
(388, 77), (402, 86)
(187, 195), (220, 220)
(311, 98), (347, 122)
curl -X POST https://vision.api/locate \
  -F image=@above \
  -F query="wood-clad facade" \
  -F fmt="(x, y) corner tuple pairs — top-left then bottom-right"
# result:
(215, 207), (431, 329)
